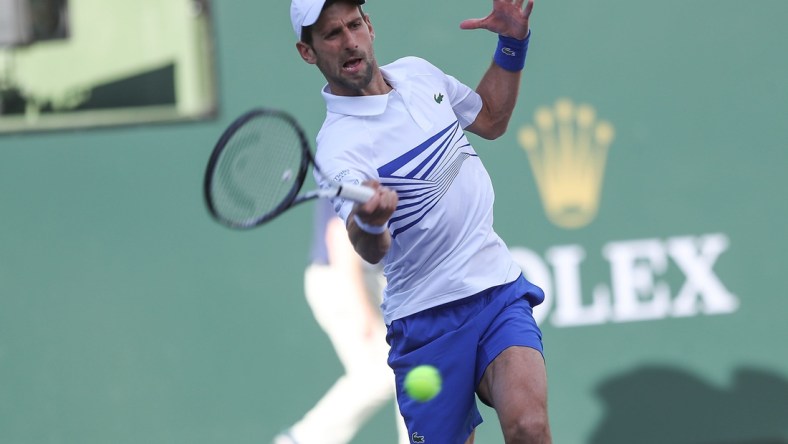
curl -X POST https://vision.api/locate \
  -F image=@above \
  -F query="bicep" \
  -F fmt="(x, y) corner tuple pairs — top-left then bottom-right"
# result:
(445, 73), (483, 129)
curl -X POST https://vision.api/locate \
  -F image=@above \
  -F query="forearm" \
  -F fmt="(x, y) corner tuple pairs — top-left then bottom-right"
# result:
(345, 180), (397, 264)
(468, 32), (530, 140)
(347, 212), (391, 264)
(471, 63), (523, 140)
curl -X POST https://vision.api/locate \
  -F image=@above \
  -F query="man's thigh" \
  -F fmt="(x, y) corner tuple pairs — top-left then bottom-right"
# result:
(478, 346), (547, 412)
(477, 345), (550, 443)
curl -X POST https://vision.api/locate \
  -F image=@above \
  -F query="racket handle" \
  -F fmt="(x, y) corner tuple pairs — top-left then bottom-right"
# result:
(337, 183), (375, 203)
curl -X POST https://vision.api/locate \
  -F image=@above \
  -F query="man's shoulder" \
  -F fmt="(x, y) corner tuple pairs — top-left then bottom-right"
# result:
(316, 117), (348, 147)
(315, 115), (365, 158)
(383, 56), (444, 77)
(384, 56), (433, 69)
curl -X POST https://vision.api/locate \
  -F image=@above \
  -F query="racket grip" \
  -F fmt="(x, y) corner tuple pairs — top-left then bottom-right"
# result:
(337, 183), (375, 203)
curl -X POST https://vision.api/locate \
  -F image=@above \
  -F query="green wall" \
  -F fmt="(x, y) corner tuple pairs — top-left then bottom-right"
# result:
(1, 1), (787, 443)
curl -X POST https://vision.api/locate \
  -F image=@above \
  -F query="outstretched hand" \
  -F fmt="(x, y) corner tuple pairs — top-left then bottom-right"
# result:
(460, 0), (534, 40)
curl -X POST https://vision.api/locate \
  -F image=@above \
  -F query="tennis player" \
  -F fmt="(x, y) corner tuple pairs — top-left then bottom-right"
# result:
(290, 0), (551, 442)
(273, 200), (408, 444)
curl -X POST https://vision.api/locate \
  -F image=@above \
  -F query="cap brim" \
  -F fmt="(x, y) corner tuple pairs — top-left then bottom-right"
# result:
(304, 0), (366, 27)
(298, 0), (367, 39)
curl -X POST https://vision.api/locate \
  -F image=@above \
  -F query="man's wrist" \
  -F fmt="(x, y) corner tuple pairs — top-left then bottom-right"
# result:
(353, 214), (388, 235)
(493, 30), (531, 72)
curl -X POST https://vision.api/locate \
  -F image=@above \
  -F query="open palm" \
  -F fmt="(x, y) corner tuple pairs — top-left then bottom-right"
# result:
(460, 0), (534, 40)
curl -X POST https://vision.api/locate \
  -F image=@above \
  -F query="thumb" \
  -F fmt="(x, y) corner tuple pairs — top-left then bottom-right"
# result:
(459, 18), (485, 30)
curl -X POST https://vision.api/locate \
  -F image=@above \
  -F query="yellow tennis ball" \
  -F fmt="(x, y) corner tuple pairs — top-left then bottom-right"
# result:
(404, 365), (442, 402)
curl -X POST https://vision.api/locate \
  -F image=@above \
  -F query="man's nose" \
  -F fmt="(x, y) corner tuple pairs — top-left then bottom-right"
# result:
(341, 28), (358, 49)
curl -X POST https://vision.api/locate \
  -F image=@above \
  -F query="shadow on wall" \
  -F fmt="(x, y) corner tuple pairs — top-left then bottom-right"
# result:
(589, 366), (788, 444)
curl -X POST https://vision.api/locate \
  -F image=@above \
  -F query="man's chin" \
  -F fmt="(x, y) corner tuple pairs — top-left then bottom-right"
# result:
(339, 77), (372, 94)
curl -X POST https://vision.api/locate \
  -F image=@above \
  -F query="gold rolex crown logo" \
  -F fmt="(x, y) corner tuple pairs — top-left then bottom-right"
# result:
(518, 98), (615, 229)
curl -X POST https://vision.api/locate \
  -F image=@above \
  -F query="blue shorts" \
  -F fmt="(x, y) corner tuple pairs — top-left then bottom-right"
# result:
(386, 274), (545, 444)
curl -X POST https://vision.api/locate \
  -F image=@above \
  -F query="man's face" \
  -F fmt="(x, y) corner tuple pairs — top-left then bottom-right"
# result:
(298, 2), (377, 96)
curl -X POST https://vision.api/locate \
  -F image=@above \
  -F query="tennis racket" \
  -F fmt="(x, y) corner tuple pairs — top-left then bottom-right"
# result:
(203, 108), (374, 229)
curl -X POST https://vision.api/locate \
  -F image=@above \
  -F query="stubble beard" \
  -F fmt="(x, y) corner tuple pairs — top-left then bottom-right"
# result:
(318, 53), (376, 96)
(337, 60), (374, 94)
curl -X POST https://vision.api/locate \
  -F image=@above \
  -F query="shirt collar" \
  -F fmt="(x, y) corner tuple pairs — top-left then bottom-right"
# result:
(321, 66), (407, 117)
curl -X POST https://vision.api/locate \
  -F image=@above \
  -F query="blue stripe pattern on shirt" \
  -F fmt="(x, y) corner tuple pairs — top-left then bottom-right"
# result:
(378, 121), (477, 238)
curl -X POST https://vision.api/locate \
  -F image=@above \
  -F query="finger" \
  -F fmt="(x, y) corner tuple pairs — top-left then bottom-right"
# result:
(514, 0), (525, 9)
(375, 188), (393, 208)
(358, 196), (377, 215)
(379, 190), (398, 215)
(359, 187), (384, 211)
(459, 18), (486, 30)
(362, 179), (381, 189)
(377, 189), (392, 206)
(524, 0), (534, 17)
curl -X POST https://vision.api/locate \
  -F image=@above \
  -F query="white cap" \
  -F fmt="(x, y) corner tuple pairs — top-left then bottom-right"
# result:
(290, 0), (365, 41)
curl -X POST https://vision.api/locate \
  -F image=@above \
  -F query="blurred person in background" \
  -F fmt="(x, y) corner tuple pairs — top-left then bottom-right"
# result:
(273, 199), (408, 444)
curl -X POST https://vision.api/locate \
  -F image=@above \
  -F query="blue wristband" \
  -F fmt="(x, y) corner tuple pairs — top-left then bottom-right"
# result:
(493, 30), (531, 72)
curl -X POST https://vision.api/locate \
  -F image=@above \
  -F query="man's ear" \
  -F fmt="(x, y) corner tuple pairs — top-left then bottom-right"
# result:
(365, 14), (375, 40)
(296, 41), (317, 64)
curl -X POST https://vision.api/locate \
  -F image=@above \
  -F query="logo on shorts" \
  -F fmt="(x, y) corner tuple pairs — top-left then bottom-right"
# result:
(411, 432), (425, 443)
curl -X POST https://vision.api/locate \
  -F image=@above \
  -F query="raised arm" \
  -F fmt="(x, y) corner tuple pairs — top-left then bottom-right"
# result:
(461, 0), (534, 140)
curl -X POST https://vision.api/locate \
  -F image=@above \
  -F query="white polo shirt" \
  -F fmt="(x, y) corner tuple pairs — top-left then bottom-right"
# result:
(314, 56), (521, 324)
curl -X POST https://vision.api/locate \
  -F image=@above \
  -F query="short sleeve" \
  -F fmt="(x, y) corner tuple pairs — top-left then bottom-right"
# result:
(313, 127), (378, 223)
(445, 73), (482, 129)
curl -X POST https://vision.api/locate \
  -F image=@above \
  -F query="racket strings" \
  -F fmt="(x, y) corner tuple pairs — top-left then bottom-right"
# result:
(211, 114), (305, 226)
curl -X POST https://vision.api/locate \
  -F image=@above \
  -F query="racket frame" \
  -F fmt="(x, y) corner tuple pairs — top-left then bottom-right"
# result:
(203, 108), (311, 229)
(204, 108), (374, 230)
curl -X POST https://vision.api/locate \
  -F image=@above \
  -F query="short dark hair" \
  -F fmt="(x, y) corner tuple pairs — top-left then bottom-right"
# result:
(300, 1), (365, 45)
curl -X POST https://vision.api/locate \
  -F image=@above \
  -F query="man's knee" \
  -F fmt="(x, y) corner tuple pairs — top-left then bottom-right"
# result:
(502, 412), (551, 444)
